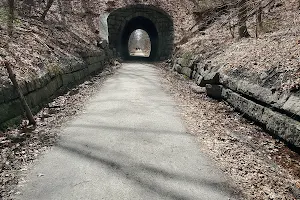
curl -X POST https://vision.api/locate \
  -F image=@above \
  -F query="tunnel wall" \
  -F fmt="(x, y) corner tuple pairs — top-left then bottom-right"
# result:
(108, 5), (174, 61)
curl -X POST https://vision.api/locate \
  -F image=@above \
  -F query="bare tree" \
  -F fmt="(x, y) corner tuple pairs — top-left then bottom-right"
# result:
(5, 62), (36, 126)
(238, 0), (250, 38)
(40, 0), (54, 20)
(7, 0), (15, 37)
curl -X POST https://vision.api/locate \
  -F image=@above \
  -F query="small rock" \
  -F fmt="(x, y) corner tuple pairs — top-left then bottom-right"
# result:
(206, 84), (223, 100)
(190, 84), (206, 94)
(98, 40), (108, 49)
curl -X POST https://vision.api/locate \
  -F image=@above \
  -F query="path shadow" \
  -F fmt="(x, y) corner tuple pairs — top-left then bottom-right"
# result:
(57, 141), (240, 200)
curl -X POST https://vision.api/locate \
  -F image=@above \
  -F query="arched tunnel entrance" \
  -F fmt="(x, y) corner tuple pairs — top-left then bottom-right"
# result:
(108, 5), (174, 61)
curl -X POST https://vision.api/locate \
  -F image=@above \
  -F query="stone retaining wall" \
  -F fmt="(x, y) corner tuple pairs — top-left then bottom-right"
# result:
(171, 53), (300, 148)
(0, 49), (114, 129)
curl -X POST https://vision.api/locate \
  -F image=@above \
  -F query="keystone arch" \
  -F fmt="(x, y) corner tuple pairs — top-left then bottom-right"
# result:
(107, 5), (174, 61)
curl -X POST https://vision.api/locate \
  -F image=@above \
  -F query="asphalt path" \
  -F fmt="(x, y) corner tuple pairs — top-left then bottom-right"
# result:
(15, 63), (237, 200)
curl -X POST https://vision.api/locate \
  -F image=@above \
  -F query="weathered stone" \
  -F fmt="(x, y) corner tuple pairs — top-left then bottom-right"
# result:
(86, 57), (101, 65)
(88, 62), (104, 74)
(196, 75), (204, 86)
(181, 67), (192, 78)
(262, 108), (300, 147)
(1, 48), (112, 128)
(206, 84), (223, 100)
(0, 89), (4, 104)
(223, 88), (300, 148)
(282, 94), (300, 116)
(106, 49), (114, 60)
(38, 73), (51, 89)
(192, 71), (197, 79)
(107, 5), (173, 61)
(98, 40), (108, 49)
(220, 73), (297, 117)
(19, 82), (28, 96)
(198, 72), (220, 87)
(0, 100), (22, 124)
(190, 85), (206, 94)
(62, 73), (75, 86)
(224, 89), (265, 122)
(26, 80), (36, 93)
(3, 85), (18, 102)
(173, 64), (182, 74)
(73, 69), (89, 82)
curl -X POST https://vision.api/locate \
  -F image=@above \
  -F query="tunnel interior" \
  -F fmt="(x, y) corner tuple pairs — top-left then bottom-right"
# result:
(128, 29), (151, 58)
(121, 16), (158, 60)
(107, 5), (174, 61)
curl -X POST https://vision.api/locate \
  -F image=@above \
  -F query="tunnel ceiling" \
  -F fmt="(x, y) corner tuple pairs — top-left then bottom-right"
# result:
(108, 5), (174, 61)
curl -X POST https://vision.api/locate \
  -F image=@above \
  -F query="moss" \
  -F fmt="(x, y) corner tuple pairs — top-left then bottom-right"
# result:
(0, 7), (8, 24)
(46, 62), (63, 77)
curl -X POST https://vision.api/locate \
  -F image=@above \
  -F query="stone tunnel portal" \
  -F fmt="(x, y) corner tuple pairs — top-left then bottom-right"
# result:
(108, 5), (174, 61)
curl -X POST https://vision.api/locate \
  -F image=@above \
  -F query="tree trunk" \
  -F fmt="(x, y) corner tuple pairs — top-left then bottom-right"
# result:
(40, 0), (54, 20)
(4, 62), (36, 125)
(238, 0), (250, 38)
(7, 0), (15, 37)
(23, 0), (34, 16)
(57, 0), (67, 25)
(257, 2), (263, 30)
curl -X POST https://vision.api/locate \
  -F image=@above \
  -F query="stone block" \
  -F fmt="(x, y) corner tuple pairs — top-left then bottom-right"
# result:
(73, 69), (88, 82)
(262, 108), (300, 147)
(206, 84), (223, 100)
(181, 67), (192, 78)
(282, 94), (300, 116)
(192, 71), (197, 79)
(86, 56), (101, 65)
(225, 89), (265, 122)
(0, 88), (5, 104)
(0, 100), (22, 124)
(26, 79), (36, 93)
(88, 63), (104, 74)
(196, 75), (204, 86)
(173, 64), (182, 74)
(198, 72), (220, 87)
(62, 73), (75, 86)
(3, 85), (18, 102)
(223, 88), (300, 147)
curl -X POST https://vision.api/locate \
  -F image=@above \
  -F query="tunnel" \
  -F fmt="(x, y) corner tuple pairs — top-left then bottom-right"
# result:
(107, 5), (174, 61)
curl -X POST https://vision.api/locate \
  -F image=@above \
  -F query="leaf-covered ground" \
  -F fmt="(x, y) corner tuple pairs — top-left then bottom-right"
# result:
(179, 0), (300, 92)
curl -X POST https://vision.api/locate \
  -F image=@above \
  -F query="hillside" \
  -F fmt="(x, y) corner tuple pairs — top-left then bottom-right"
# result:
(179, 0), (300, 93)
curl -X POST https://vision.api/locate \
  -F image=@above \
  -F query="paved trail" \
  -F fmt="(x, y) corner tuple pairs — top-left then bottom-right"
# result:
(15, 63), (237, 200)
